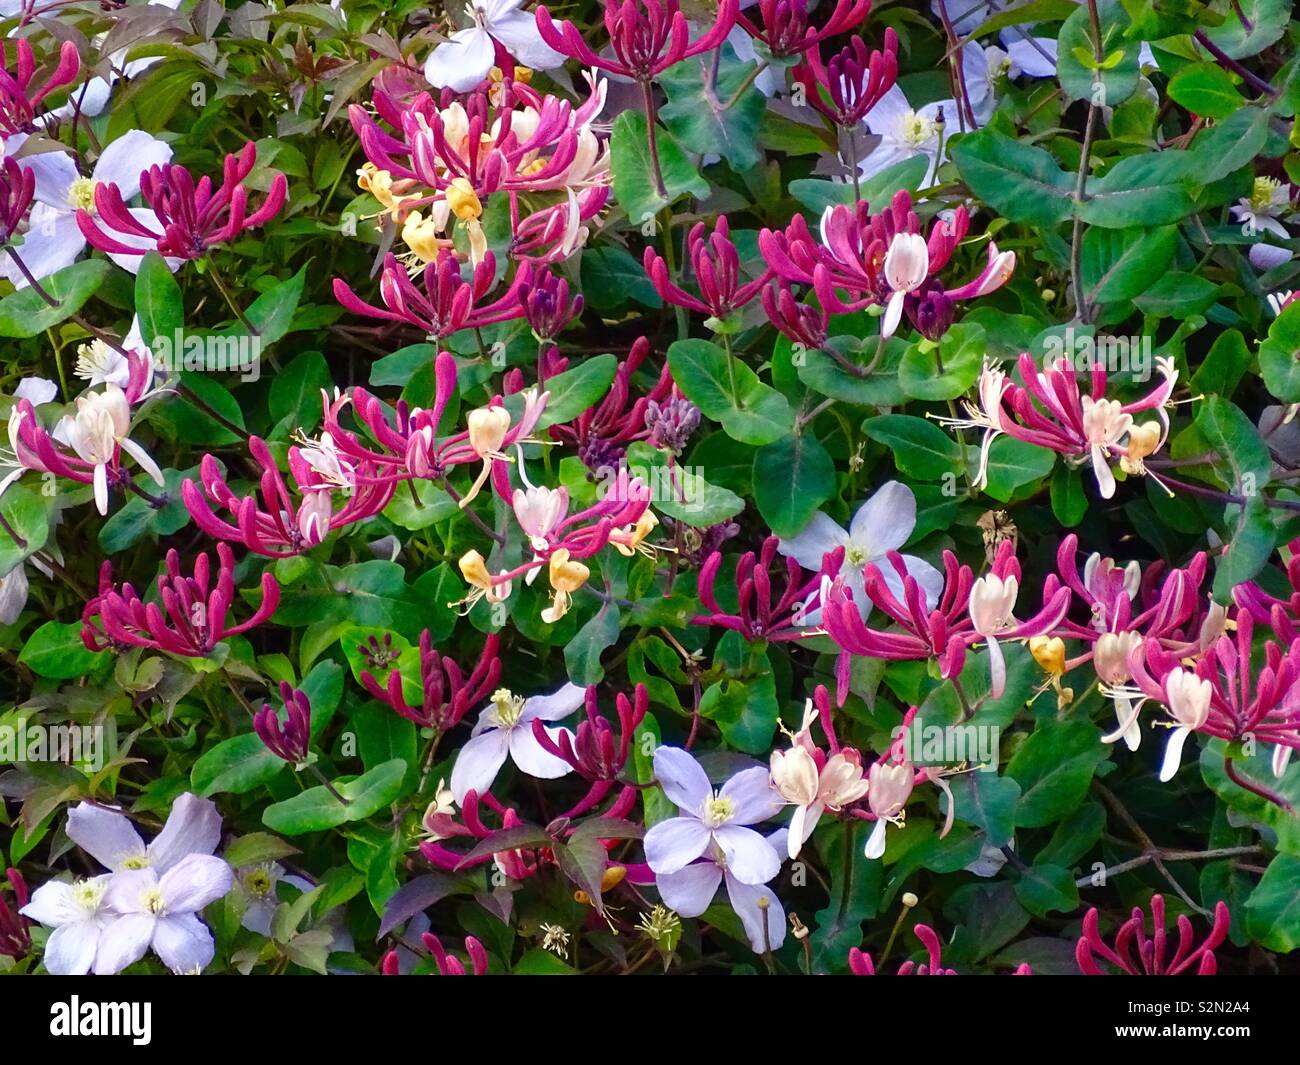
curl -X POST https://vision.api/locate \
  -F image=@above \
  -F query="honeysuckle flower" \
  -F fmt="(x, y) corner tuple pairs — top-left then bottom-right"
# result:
(449, 684), (584, 802)
(696, 536), (840, 641)
(769, 690), (868, 859)
(644, 746), (785, 883)
(0, 868), (31, 960)
(363, 629), (502, 732)
(968, 540), (1071, 698)
(450, 549), (515, 614)
(1076, 895), (1230, 976)
(253, 682), (313, 765)
(95, 855), (233, 975)
(794, 31), (899, 131)
(531, 683), (647, 817)
(541, 547), (589, 623)
(1, 130), (171, 284)
(1232, 177), (1292, 242)
(881, 232), (929, 337)
(777, 481), (944, 619)
(737, 0), (870, 58)
(643, 216), (771, 320)
(535, 0), (739, 82)
(0, 39), (80, 140)
(863, 760), (913, 859)
(425, 0), (565, 91)
(1157, 668), (1212, 781)
(56, 384), (160, 513)
(18, 875), (113, 975)
(0, 153), (33, 243)
(76, 142), (287, 269)
(65, 793), (222, 875)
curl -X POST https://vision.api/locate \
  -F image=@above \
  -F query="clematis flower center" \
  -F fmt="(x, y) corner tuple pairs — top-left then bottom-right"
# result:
(71, 879), (106, 912)
(844, 544), (867, 567)
(139, 886), (166, 914)
(1250, 176), (1283, 213)
(700, 795), (735, 828)
(900, 111), (935, 148)
(245, 867), (274, 897)
(491, 687), (527, 727)
(67, 177), (99, 212)
(121, 855), (151, 870)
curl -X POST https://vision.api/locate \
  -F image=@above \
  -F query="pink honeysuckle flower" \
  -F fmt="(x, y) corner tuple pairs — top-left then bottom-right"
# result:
(643, 216), (771, 320)
(547, 336), (672, 471)
(333, 250), (531, 337)
(362, 629), (502, 732)
(1235, 534), (1300, 641)
(0, 39), (80, 138)
(769, 686), (868, 859)
(0, 153), (34, 243)
(0, 868), (32, 961)
(82, 542), (280, 657)
(654, 829), (787, 954)
(1125, 614), (1300, 792)
(531, 683), (648, 819)
(695, 536), (841, 642)
(941, 353), (1178, 499)
(777, 480), (944, 620)
(182, 433), (396, 557)
(793, 30), (899, 130)
(1076, 895), (1230, 976)
(858, 706), (956, 859)
(448, 683), (585, 803)
(7, 378), (163, 515)
(96, 855), (233, 974)
(2, 129), (171, 285)
(534, 0), (739, 82)
(880, 231), (928, 337)
(423, 0), (565, 92)
(968, 540), (1071, 698)
(18, 874), (113, 975)
(643, 746), (786, 883)
(520, 267), (584, 340)
(738, 0), (871, 59)
(253, 682), (313, 765)
(761, 278), (830, 351)
(850, 924), (957, 976)
(76, 141), (287, 270)
(382, 932), (489, 976)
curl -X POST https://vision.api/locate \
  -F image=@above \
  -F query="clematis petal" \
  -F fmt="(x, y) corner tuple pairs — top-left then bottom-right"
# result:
(424, 29), (495, 93)
(449, 727), (512, 803)
(643, 816), (712, 875)
(19, 880), (79, 927)
(508, 724), (575, 779)
(151, 912), (216, 974)
(489, 10), (566, 69)
(147, 792), (222, 871)
(776, 512), (849, 571)
(43, 919), (103, 976)
(724, 872), (787, 953)
(652, 746), (712, 811)
(520, 682), (586, 722)
(92, 129), (173, 200)
(93, 913), (155, 975)
(66, 801), (147, 871)
(850, 481), (916, 556)
(158, 853), (233, 912)
(711, 824), (781, 885)
(654, 861), (722, 917)
(720, 765), (785, 825)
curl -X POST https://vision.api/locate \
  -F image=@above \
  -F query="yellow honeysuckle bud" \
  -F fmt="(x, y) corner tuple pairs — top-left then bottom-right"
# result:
(446, 178), (482, 223)
(1029, 635), (1067, 677)
(401, 210), (445, 264)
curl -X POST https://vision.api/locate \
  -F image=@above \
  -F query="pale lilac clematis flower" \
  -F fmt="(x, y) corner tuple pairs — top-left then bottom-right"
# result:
(449, 683), (584, 802)
(644, 747), (785, 885)
(859, 83), (954, 182)
(18, 875), (114, 975)
(2, 129), (172, 285)
(96, 855), (233, 974)
(424, 0), (565, 92)
(654, 829), (788, 953)
(66, 792), (222, 874)
(778, 480), (944, 619)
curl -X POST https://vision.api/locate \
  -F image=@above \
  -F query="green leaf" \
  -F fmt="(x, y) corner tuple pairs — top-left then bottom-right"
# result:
(513, 354), (617, 430)
(1201, 0), (1288, 59)
(0, 486), (51, 576)
(98, 466), (195, 552)
(667, 339), (791, 445)
(1132, 271), (1219, 318)
(1080, 151), (1199, 228)
(1191, 329), (1250, 399)
(981, 437), (1056, 502)
(1246, 854), (1300, 952)
(898, 324), (985, 401)
(262, 759), (407, 835)
(610, 110), (709, 225)
(1050, 463), (1088, 526)
(1015, 863), (1080, 917)
(1259, 302), (1300, 403)
(580, 245), (662, 313)
(565, 603), (621, 685)
(1057, 0), (1139, 107)
(810, 821), (880, 973)
(950, 130), (1074, 227)
(1168, 62), (1245, 119)
(228, 265), (307, 348)
(946, 772), (1021, 849)
(1189, 105), (1271, 182)
(0, 260), (110, 338)
(752, 431), (836, 538)
(192, 733), (286, 796)
(863, 414), (963, 480)
(269, 351), (332, 432)
(18, 621), (108, 679)
(1081, 225), (1177, 304)
(134, 250), (184, 348)
(1007, 720), (1107, 828)
(624, 441), (745, 527)
(660, 46), (766, 170)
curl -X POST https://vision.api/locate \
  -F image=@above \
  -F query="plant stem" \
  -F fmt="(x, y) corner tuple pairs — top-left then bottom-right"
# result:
(639, 79), (669, 201)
